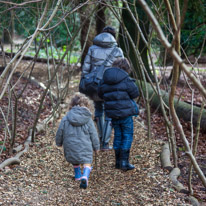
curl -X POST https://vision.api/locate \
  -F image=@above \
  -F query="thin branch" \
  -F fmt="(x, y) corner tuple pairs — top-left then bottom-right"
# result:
(0, 0), (42, 6)
(138, 0), (206, 187)
(138, 0), (206, 100)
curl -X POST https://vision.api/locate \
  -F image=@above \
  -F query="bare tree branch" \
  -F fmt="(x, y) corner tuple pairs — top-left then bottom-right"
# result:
(138, 0), (206, 99)
(138, 0), (206, 188)
(0, 0), (42, 6)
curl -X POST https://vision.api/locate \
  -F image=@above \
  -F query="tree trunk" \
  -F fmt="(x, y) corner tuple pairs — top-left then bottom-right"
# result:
(119, 0), (154, 81)
(96, 2), (106, 34)
(79, 4), (95, 66)
(80, 15), (91, 66)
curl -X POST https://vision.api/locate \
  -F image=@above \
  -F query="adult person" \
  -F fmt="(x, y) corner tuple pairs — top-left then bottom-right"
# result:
(81, 26), (124, 150)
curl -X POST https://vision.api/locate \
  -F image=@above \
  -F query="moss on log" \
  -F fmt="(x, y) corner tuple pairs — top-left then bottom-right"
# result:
(139, 81), (206, 131)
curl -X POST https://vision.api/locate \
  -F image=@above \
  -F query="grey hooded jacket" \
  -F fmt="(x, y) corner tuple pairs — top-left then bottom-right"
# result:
(55, 106), (100, 164)
(82, 32), (124, 101)
(82, 32), (124, 75)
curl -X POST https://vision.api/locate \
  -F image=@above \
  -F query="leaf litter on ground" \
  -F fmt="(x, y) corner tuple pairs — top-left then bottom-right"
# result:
(0, 71), (193, 205)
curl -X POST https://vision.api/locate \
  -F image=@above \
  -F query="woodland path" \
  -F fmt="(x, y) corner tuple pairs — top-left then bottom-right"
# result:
(0, 71), (192, 206)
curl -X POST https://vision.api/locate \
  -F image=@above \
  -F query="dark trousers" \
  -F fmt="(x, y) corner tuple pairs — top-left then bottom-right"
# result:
(112, 116), (133, 150)
(94, 101), (111, 121)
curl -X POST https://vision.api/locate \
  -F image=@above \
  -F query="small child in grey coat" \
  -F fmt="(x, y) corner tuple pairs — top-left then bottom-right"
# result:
(56, 93), (100, 189)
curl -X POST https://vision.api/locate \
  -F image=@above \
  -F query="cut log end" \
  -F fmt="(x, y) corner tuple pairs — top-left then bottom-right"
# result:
(160, 142), (173, 172)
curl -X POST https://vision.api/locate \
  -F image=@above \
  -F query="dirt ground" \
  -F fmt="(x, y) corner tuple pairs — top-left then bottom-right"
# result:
(0, 59), (194, 205)
(1, 56), (206, 205)
(0, 123), (192, 205)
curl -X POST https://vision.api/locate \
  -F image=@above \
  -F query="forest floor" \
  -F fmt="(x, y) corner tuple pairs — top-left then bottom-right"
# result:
(0, 58), (206, 205)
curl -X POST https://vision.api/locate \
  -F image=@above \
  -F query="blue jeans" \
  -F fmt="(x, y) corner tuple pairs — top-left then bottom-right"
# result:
(94, 101), (111, 121)
(112, 116), (133, 150)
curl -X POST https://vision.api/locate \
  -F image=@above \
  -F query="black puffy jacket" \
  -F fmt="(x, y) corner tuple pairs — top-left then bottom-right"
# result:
(98, 67), (139, 119)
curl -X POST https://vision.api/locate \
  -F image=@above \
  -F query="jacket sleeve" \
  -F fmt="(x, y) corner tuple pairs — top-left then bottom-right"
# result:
(88, 119), (100, 151)
(127, 78), (139, 99)
(117, 47), (124, 58)
(55, 119), (65, 147)
(82, 47), (92, 75)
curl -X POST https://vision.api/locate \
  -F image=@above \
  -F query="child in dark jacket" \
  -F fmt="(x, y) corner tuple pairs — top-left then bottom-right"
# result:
(55, 93), (100, 189)
(98, 57), (139, 171)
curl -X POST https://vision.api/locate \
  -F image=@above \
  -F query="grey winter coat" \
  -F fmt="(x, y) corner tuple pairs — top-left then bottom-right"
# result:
(82, 32), (124, 101)
(55, 106), (100, 164)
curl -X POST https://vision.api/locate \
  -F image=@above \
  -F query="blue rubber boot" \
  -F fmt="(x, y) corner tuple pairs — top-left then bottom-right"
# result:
(73, 165), (82, 181)
(80, 166), (92, 189)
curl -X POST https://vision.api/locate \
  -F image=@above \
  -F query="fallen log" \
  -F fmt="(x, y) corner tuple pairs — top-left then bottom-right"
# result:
(138, 81), (206, 131)
(188, 196), (200, 206)
(0, 107), (61, 170)
(13, 145), (23, 153)
(0, 129), (32, 170)
(160, 142), (173, 171)
(169, 168), (188, 194)
(0, 68), (69, 169)
(35, 110), (60, 133)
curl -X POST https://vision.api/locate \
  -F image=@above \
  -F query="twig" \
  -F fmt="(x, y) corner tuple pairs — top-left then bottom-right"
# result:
(0, 129), (32, 170)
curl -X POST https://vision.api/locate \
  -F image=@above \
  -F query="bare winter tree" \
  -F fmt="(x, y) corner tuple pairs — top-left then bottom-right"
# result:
(0, 1), (205, 202)
(0, 0), (91, 164)
(106, 0), (206, 200)
(137, 0), (206, 191)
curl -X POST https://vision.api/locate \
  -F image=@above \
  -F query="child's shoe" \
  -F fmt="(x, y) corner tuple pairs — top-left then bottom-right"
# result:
(120, 149), (135, 171)
(80, 166), (92, 189)
(73, 165), (82, 181)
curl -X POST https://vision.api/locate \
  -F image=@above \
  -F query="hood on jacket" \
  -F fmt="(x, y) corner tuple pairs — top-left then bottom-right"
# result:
(93, 32), (117, 48)
(66, 106), (91, 126)
(103, 67), (128, 85)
